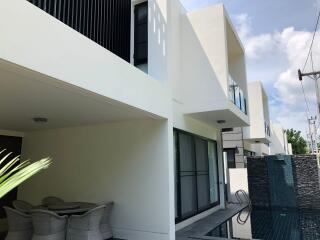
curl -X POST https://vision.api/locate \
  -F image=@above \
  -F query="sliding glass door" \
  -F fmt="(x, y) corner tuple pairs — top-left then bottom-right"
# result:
(174, 129), (220, 223)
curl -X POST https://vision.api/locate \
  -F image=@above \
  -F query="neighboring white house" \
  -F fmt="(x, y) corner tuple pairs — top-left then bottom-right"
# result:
(0, 1), (249, 240)
(222, 82), (292, 204)
(222, 82), (270, 168)
(222, 81), (291, 169)
(270, 122), (292, 155)
(243, 81), (271, 156)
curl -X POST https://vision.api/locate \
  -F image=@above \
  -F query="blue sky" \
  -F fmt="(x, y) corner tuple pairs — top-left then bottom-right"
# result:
(181, 0), (320, 136)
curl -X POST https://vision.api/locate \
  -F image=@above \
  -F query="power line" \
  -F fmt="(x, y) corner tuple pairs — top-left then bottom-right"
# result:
(302, 10), (320, 72)
(311, 52), (315, 72)
(300, 80), (311, 118)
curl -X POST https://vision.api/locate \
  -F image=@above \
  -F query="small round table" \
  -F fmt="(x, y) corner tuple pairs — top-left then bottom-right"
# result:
(39, 202), (97, 215)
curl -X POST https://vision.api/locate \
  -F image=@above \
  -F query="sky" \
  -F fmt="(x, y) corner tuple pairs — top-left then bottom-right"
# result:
(181, 0), (320, 137)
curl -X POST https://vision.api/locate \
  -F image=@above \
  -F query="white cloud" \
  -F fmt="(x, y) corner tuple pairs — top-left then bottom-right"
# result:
(245, 34), (275, 59)
(234, 14), (275, 59)
(271, 27), (320, 135)
(234, 13), (320, 135)
(314, 0), (320, 9)
(234, 14), (251, 40)
(273, 27), (318, 107)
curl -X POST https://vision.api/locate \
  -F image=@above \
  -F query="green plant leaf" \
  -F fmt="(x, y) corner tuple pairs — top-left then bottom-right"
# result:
(0, 150), (52, 199)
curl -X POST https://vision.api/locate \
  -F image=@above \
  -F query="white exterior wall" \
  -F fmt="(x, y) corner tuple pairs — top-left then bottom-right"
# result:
(131, 0), (169, 83)
(269, 122), (288, 155)
(181, 5), (229, 112)
(168, 1), (226, 230)
(0, 0), (170, 119)
(0, 0), (250, 238)
(19, 120), (173, 240)
(243, 82), (270, 142)
(178, 5), (249, 128)
(288, 143), (293, 155)
(251, 143), (270, 156)
(228, 169), (249, 203)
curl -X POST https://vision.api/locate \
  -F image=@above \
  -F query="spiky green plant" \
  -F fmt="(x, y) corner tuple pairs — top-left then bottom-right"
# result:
(0, 149), (51, 199)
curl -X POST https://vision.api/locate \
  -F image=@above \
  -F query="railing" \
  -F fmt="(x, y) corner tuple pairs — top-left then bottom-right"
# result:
(228, 75), (247, 115)
(236, 207), (251, 225)
(265, 121), (271, 137)
(27, 0), (131, 62)
(235, 189), (252, 225)
(235, 189), (251, 207)
(234, 190), (252, 225)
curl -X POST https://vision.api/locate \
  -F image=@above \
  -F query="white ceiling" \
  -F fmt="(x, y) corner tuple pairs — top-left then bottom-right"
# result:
(0, 60), (157, 132)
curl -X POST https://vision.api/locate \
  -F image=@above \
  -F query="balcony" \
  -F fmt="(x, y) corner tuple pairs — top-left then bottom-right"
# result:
(243, 82), (271, 144)
(179, 4), (250, 128)
(228, 75), (247, 115)
(27, 0), (132, 62)
(0, 0), (171, 132)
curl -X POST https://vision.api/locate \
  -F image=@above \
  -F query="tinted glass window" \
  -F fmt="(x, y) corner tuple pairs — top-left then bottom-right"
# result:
(175, 130), (220, 223)
(134, 2), (148, 65)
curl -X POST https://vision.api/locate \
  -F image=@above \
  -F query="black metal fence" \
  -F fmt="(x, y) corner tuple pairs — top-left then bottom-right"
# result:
(27, 0), (131, 62)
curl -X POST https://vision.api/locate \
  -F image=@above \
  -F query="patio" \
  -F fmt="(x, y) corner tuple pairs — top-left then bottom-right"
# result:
(0, 57), (174, 240)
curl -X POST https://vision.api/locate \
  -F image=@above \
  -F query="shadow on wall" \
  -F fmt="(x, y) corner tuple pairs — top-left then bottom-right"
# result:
(147, 0), (167, 82)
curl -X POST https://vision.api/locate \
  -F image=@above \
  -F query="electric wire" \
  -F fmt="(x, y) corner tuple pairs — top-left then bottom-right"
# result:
(300, 81), (311, 119)
(302, 11), (320, 73)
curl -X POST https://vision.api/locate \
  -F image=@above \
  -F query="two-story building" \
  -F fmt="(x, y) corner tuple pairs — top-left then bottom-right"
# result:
(222, 81), (291, 169)
(0, 1), (249, 239)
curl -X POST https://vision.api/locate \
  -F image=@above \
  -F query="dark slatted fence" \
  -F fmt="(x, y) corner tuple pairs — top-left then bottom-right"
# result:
(27, 0), (131, 62)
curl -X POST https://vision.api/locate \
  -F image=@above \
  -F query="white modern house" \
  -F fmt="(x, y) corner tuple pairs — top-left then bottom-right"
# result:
(243, 82), (271, 157)
(222, 82), (271, 168)
(222, 81), (292, 204)
(222, 81), (292, 169)
(0, 0), (249, 239)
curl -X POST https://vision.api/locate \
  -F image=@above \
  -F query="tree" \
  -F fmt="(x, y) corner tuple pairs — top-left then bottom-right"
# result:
(286, 129), (308, 154)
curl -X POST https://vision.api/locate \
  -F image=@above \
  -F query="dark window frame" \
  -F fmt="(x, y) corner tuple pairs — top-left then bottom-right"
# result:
(174, 128), (220, 224)
(134, 1), (148, 66)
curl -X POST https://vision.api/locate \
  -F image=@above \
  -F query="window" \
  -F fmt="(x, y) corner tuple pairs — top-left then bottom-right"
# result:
(223, 149), (236, 169)
(244, 150), (256, 157)
(174, 129), (220, 223)
(134, 2), (148, 67)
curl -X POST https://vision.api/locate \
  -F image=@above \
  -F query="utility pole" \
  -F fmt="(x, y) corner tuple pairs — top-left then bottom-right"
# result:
(299, 70), (320, 115)
(308, 117), (317, 154)
(299, 70), (320, 157)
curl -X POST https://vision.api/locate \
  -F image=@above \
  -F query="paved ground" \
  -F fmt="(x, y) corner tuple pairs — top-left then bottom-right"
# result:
(176, 204), (248, 240)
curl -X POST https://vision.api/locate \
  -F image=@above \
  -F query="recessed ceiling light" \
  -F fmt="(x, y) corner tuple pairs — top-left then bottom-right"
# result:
(33, 117), (48, 124)
(217, 120), (226, 124)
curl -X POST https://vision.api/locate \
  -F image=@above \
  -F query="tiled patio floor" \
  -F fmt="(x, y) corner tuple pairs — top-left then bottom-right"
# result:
(176, 204), (248, 240)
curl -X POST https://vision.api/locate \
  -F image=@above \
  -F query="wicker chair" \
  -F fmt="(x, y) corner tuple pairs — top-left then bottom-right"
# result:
(100, 202), (114, 240)
(4, 206), (33, 240)
(13, 200), (34, 213)
(67, 205), (105, 240)
(31, 210), (67, 240)
(41, 196), (64, 206)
